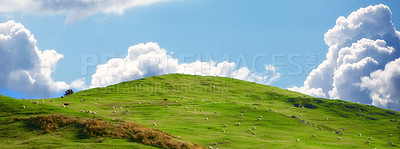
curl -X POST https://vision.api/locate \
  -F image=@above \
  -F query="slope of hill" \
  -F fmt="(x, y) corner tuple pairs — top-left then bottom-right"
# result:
(0, 73), (399, 148)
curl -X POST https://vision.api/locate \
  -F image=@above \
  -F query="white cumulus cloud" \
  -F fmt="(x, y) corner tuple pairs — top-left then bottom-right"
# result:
(90, 42), (281, 88)
(0, 0), (171, 23)
(0, 20), (84, 97)
(289, 4), (400, 110)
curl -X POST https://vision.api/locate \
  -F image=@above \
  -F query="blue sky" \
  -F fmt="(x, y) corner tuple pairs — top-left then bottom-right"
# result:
(1, 0), (400, 110)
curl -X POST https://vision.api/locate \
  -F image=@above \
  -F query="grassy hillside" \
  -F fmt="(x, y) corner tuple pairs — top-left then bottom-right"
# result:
(1, 73), (399, 148)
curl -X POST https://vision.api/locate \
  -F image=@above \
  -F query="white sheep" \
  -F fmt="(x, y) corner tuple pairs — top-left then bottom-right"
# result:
(257, 118), (261, 121)
(205, 117), (208, 120)
(254, 106), (258, 109)
(82, 93), (86, 96)
(185, 107), (188, 110)
(222, 129), (226, 132)
(247, 128), (251, 131)
(252, 126), (256, 129)
(86, 110), (91, 113)
(22, 106), (26, 109)
(296, 139), (300, 142)
(368, 137), (372, 140)
(236, 122), (240, 126)
(389, 134), (392, 137)
(149, 101), (152, 104)
(208, 146), (213, 149)
(138, 102), (142, 104)
(42, 100), (45, 102)
(112, 107), (116, 109)
(326, 118), (329, 120)
(92, 112), (96, 114)
(94, 103), (97, 105)
(312, 134), (316, 137)
(241, 110), (246, 113)
(258, 116), (262, 118)
(175, 100), (178, 103)
(113, 110), (117, 113)
(126, 110), (130, 112)
(223, 124), (227, 127)
(165, 105), (169, 108)
(240, 113), (244, 116)
(200, 110), (204, 112)
(61, 104), (65, 108)
(33, 101), (38, 104)
(337, 137), (342, 140)
(358, 134), (362, 136)
(119, 107), (122, 109)
(193, 109), (196, 112)
(153, 123), (157, 126)
(214, 111), (218, 114)
(252, 132), (256, 135)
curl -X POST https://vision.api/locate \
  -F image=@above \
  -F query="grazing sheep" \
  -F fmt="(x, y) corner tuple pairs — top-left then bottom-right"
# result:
(165, 105), (169, 108)
(252, 126), (256, 129)
(312, 134), (316, 137)
(80, 110), (84, 113)
(50, 100), (54, 102)
(126, 110), (130, 112)
(113, 111), (117, 113)
(80, 99), (84, 102)
(83, 93), (86, 96)
(61, 104), (65, 108)
(240, 113), (244, 116)
(208, 146), (213, 149)
(205, 117), (208, 120)
(254, 106), (258, 109)
(86, 110), (92, 113)
(258, 116), (262, 118)
(200, 110), (204, 112)
(33, 101), (38, 104)
(296, 139), (300, 142)
(368, 137), (372, 140)
(247, 128), (251, 132)
(337, 137), (342, 140)
(42, 100), (45, 102)
(236, 122), (240, 126)
(190, 101), (193, 103)
(148, 101), (152, 104)
(222, 129), (226, 132)
(358, 134), (362, 136)
(274, 110), (277, 112)
(366, 141), (370, 144)
(92, 112), (96, 114)
(300, 114), (303, 117)
(241, 110), (246, 113)
(96, 98), (100, 100)
(22, 106), (26, 109)
(170, 93), (173, 95)
(193, 109), (196, 112)
(257, 118), (261, 121)
(322, 124), (326, 126)
(153, 123), (156, 126)
(120, 107), (123, 109)
(252, 132), (256, 135)
(138, 102), (141, 104)
(223, 124), (227, 127)
(207, 101), (211, 103)
(175, 100), (178, 103)
(185, 107), (188, 110)
(112, 107), (116, 109)
(214, 111), (218, 114)
(326, 118), (329, 120)
(94, 103), (98, 105)
(389, 134), (392, 137)
(318, 128), (323, 130)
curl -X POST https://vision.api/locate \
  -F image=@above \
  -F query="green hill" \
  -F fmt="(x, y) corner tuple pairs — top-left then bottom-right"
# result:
(1, 73), (399, 148)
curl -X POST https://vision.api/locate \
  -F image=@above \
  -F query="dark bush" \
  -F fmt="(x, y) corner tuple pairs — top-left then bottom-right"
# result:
(64, 89), (74, 96)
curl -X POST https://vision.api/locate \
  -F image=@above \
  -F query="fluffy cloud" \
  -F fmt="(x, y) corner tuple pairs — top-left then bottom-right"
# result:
(0, 20), (83, 97)
(0, 0), (170, 23)
(289, 4), (400, 110)
(90, 42), (280, 88)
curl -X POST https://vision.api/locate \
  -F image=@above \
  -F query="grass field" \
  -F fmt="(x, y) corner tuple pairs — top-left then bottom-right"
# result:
(1, 73), (399, 148)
